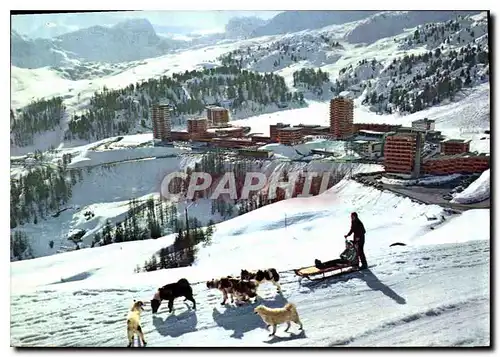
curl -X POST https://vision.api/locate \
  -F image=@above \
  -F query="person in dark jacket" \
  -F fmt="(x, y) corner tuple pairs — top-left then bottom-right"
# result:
(344, 212), (368, 270)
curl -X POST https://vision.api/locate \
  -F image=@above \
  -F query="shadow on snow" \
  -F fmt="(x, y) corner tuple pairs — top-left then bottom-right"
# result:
(300, 269), (406, 305)
(152, 304), (198, 338)
(264, 329), (307, 345)
(212, 293), (289, 339)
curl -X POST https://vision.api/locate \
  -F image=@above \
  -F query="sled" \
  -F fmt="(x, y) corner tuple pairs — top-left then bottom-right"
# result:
(294, 263), (359, 282)
(294, 238), (362, 282)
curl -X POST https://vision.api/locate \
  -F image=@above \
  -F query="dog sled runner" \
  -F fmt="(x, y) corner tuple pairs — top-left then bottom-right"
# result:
(294, 263), (359, 281)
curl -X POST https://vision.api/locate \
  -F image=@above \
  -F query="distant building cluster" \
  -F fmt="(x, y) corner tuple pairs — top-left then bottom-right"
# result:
(151, 104), (269, 158)
(152, 104), (247, 143)
(151, 97), (489, 177)
(373, 119), (489, 178)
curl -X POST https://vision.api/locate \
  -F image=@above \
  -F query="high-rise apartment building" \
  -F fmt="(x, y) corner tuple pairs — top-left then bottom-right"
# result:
(330, 97), (354, 139)
(151, 104), (173, 142)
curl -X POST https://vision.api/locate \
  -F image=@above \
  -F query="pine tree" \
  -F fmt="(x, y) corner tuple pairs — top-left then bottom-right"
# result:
(114, 222), (124, 243)
(102, 220), (113, 245)
(159, 248), (168, 269)
(150, 255), (158, 271)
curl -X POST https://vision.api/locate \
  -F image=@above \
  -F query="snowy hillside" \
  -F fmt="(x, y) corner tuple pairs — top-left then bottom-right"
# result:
(10, 132), (372, 260)
(397, 12), (489, 52)
(10, 176), (490, 346)
(13, 78), (488, 259)
(218, 11), (489, 115)
(344, 11), (480, 45)
(10, 12), (490, 241)
(328, 11), (489, 114)
(451, 169), (490, 204)
(11, 65), (306, 153)
(10, 11), (491, 348)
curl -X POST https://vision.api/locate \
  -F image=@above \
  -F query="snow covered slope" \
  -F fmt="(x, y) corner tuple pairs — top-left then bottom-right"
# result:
(10, 36), (265, 110)
(451, 169), (490, 204)
(10, 11), (491, 347)
(10, 177), (490, 346)
(344, 11), (479, 45)
(10, 150), (199, 258)
(10, 133), (374, 260)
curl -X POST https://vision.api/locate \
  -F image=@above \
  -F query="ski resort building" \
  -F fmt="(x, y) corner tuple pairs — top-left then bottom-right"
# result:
(295, 124), (331, 136)
(211, 138), (253, 148)
(411, 118), (436, 132)
(383, 132), (425, 177)
(330, 97), (354, 139)
(207, 126), (246, 138)
(206, 106), (229, 127)
(151, 104), (173, 142)
(355, 130), (386, 141)
(353, 123), (402, 133)
(422, 153), (490, 175)
(352, 140), (383, 158)
(187, 118), (208, 140)
(278, 127), (305, 146)
(170, 131), (190, 141)
(250, 135), (272, 144)
(270, 123), (290, 142)
(440, 138), (471, 155)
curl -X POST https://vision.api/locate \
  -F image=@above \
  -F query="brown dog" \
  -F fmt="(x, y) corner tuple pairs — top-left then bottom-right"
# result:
(254, 302), (303, 336)
(126, 300), (147, 347)
(207, 276), (258, 305)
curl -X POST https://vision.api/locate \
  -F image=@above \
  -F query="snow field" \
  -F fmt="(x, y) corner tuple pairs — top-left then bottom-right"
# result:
(11, 242), (489, 347)
(10, 134), (490, 348)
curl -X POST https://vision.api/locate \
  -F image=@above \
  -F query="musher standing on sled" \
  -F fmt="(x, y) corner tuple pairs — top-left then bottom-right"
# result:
(344, 212), (368, 270)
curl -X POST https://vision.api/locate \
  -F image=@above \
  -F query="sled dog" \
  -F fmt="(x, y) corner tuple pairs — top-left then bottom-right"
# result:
(241, 268), (282, 293)
(126, 300), (147, 347)
(254, 302), (303, 336)
(206, 276), (257, 305)
(151, 278), (196, 314)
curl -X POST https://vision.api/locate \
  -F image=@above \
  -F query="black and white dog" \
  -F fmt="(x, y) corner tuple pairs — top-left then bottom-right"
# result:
(150, 278), (196, 314)
(240, 268), (282, 293)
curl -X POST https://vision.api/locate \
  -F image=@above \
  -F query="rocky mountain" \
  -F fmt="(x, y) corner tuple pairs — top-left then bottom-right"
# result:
(250, 10), (378, 37)
(11, 30), (70, 68)
(11, 18), (185, 68)
(224, 16), (268, 38)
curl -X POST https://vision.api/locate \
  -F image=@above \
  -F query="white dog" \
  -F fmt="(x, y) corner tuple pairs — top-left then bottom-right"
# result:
(254, 302), (303, 336)
(126, 300), (147, 347)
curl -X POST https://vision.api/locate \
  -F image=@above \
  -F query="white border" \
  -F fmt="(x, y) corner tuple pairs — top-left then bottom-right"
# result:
(4, 1), (497, 356)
